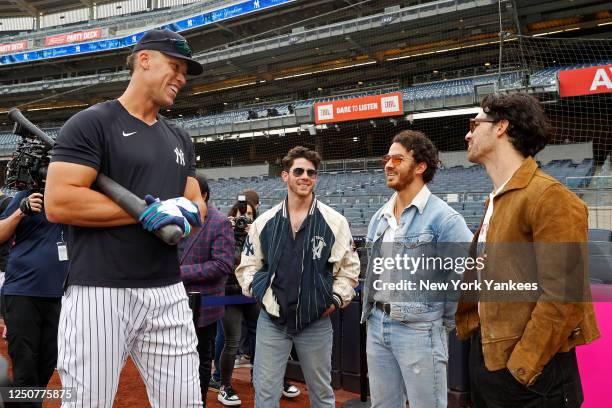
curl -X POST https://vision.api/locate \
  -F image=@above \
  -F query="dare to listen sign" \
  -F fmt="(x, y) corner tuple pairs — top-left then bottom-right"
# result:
(315, 92), (403, 124)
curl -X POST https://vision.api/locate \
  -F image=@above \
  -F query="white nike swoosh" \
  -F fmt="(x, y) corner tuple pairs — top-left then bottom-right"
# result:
(122, 131), (137, 137)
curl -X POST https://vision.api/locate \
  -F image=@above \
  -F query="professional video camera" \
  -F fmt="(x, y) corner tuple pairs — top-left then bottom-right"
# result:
(4, 120), (52, 191)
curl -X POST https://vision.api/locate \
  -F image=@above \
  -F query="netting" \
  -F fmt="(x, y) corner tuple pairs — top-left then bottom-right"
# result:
(0, 0), (611, 234)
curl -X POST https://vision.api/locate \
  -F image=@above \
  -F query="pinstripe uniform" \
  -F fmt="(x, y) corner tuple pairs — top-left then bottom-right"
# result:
(57, 285), (201, 407)
(51, 100), (202, 407)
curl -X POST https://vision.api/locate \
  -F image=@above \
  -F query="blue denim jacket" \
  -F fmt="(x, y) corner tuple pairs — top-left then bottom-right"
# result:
(360, 186), (473, 328)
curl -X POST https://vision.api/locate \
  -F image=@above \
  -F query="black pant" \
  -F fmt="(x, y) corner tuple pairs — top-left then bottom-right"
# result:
(196, 322), (217, 406)
(470, 330), (583, 408)
(220, 302), (260, 386)
(3, 295), (61, 408)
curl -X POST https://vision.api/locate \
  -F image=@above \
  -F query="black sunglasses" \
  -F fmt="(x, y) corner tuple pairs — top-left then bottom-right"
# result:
(290, 167), (317, 178)
(140, 38), (192, 57)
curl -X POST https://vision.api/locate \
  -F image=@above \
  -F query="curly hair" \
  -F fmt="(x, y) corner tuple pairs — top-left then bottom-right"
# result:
(281, 146), (322, 171)
(481, 93), (550, 158)
(392, 130), (438, 183)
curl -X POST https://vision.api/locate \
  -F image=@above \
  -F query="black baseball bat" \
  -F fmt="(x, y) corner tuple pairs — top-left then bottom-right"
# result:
(7, 108), (184, 246)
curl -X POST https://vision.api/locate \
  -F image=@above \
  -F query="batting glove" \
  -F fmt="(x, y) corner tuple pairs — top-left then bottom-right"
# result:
(167, 197), (202, 228)
(139, 195), (191, 236)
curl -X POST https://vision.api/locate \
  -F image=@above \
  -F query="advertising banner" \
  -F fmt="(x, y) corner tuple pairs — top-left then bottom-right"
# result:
(315, 92), (403, 124)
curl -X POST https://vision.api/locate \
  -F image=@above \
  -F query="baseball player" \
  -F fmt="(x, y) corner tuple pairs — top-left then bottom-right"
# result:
(44, 29), (206, 407)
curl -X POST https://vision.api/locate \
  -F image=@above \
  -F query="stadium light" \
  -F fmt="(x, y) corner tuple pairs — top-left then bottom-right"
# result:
(274, 61), (376, 81)
(408, 107), (480, 120)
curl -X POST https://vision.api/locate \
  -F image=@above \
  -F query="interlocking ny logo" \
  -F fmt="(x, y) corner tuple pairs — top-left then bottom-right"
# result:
(174, 147), (185, 166)
(243, 235), (254, 256)
(311, 236), (326, 260)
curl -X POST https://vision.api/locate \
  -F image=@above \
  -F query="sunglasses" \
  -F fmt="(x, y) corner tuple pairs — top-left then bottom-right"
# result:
(382, 154), (409, 167)
(290, 167), (317, 178)
(140, 38), (192, 57)
(469, 118), (496, 133)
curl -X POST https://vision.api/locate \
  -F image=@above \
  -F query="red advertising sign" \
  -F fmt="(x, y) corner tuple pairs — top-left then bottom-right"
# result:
(559, 64), (612, 97)
(314, 92), (403, 124)
(0, 40), (28, 55)
(44, 28), (103, 46)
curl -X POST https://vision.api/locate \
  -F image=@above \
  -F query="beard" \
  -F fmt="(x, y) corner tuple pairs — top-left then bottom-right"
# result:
(386, 163), (416, 191)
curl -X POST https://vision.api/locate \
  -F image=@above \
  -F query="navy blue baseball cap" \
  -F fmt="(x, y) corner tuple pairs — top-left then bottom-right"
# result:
(133, 29), (203, 76)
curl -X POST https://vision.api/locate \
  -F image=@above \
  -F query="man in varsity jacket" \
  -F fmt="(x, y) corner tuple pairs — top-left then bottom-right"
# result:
(236, 146), (360, 408)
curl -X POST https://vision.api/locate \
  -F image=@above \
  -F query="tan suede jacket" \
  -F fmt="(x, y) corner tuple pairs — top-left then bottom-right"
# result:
(455, 157), (600, 387)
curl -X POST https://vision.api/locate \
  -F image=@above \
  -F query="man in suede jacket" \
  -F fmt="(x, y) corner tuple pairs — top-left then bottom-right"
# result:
(456, 92), (600, 408)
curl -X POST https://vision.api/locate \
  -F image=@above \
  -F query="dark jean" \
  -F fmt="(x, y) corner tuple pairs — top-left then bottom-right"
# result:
(212, 320), (223, 382)
(3, 295), (61, 408)
(219, 302), (260, 386)
(196, 322), (217, 406)
(470, 330), (583, 408)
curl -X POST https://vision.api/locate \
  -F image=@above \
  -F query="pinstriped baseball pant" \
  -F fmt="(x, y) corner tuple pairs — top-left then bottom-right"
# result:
(57, 283), (202, 407)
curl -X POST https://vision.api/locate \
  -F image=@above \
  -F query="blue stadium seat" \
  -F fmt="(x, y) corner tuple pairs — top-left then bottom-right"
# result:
(589, 229), (612, 242)
(589, 255), (612, 284)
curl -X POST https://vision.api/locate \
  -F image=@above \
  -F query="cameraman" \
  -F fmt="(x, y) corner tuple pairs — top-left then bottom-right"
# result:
(216, 197), (260, 407)
(0, 188), (69, 407)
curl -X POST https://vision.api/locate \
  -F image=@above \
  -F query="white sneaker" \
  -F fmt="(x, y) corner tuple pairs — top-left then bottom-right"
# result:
(218, 385), (241, 406)
(234, 354), (253, 368)
(282, 382), (301, 398)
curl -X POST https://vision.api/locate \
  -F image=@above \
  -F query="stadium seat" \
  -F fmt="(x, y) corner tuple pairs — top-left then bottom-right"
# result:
(589, 229), (612, 242)
(589, 255), (612, 284)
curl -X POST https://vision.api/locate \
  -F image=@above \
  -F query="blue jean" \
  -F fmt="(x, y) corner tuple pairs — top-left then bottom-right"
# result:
(366, 308), (449, 408)
(254, 311), (334, 408)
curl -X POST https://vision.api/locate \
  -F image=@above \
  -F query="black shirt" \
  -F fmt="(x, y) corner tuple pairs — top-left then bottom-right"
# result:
(271, 215), (309, 334)
(0, 189), (69, 297)
(51, 100), (196, 288)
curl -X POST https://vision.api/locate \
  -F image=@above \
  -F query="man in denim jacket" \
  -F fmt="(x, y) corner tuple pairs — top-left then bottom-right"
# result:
(361, 130), (473, 408)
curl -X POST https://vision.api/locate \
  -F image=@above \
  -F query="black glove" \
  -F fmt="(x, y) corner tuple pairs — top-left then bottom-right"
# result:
(19, 197), (35, 216)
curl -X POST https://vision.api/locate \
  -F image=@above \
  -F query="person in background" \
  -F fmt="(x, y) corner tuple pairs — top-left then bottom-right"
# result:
(216, 198), (260, 406)
(0, 188), (69, 408)
(180, 175), (234, 405)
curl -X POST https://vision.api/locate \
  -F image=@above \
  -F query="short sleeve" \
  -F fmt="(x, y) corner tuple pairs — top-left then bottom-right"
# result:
(51, 107), (105, 170)
(0, 191), (26, 221)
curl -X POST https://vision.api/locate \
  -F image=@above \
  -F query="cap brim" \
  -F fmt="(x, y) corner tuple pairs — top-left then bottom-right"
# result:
(161, 51), (203, 76)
